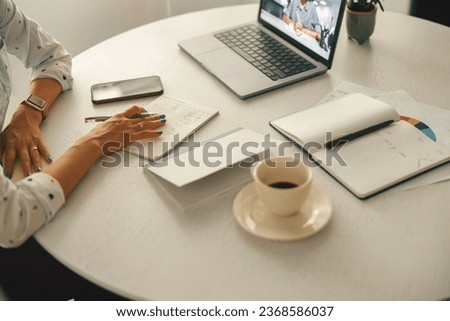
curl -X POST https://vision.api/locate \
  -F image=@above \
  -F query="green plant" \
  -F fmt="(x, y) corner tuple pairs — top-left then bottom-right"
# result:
(346, 0), (384, 12)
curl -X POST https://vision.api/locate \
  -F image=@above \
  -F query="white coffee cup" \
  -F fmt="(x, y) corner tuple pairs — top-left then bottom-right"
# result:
(251, 156), (313, 217)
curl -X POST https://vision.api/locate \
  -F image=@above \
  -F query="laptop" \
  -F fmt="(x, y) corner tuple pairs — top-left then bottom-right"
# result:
(178, 0), (346, 99)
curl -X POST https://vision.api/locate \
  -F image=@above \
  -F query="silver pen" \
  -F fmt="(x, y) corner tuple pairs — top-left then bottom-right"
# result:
(84, 112), (157, 122)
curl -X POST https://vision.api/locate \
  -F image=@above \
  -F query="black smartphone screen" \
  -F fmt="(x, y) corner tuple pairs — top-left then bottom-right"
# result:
(91, 75), (163, 104)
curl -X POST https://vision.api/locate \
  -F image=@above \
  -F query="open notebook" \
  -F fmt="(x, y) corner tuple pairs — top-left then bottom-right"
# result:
(270, 93), (450, 198)
(124, 95), (219, 161)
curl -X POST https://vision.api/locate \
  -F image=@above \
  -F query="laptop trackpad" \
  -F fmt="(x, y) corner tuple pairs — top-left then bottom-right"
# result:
(196, 48), (251, 77)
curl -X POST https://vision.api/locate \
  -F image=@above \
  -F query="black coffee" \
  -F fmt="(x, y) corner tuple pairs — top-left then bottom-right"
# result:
(269, 182), (298, 189)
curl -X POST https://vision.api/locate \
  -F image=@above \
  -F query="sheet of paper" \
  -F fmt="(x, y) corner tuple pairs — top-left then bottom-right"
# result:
(125, 95), (219, 161)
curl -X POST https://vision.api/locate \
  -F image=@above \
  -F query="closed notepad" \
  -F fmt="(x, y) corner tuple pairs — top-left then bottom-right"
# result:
(145, 128), (277, 211)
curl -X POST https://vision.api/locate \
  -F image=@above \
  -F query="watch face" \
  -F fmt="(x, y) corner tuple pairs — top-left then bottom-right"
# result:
(27, 94), (46, 110)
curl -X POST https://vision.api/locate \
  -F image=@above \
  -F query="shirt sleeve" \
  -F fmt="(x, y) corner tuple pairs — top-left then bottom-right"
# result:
(310, 5), (321, 33)
(285, 0), (295, 19)
(0, 0), (73, 91)
(0, 170), (65, 248)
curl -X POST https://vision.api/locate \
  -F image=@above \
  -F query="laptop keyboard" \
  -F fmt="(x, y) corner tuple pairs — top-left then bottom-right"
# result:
(214, 24), (316, 81)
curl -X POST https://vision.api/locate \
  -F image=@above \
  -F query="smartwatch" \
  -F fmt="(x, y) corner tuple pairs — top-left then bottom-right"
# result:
(22, 94), (48, 120)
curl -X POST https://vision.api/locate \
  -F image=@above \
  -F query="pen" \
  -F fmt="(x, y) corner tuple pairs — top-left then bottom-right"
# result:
(325, 120), (394, 149)
(84, 113), (156, 122)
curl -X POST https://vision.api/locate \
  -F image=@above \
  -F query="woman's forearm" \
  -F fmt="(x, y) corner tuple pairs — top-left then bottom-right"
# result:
(43, 136), (103, 198)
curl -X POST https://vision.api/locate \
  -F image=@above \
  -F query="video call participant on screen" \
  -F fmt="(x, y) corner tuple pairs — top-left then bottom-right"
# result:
(282, 0), (321, 41)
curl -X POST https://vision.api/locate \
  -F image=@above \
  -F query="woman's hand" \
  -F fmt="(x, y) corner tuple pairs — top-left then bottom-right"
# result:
(86, 105), (166, 157)
(0, 105), (49, 178)
(42, 105), (166, 198)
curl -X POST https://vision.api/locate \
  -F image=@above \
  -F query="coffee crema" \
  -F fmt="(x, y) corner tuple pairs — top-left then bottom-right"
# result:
(269, 181), (298, 189)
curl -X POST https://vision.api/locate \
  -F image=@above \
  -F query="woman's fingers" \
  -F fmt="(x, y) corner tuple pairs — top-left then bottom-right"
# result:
(130, 130), (163, 142)
(29, 146), (42, 173)
(28, 142), (51, 173)
(18, 148), (33, 177)
(128, 113), (165, 123)
(134, 119), (166, 132)
(37, 142), (52, 164)
(3, 147), (16, 179)
(95, 105), (167, 155)
(120, 105), (148, 119)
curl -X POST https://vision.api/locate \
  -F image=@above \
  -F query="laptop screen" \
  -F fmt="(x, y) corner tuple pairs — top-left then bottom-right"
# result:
(259, 0), (345, 66)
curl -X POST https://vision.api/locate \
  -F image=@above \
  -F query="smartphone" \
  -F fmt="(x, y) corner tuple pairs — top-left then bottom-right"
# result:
(91, 75), (164, 104)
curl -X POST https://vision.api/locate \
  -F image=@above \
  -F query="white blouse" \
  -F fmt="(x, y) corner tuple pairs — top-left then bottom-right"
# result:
(0, 0), (72, 248)
(0, 170), (65, 247)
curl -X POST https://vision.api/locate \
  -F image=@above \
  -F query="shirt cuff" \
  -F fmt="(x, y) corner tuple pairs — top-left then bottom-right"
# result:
(16, 172), (65, 223)
(30, 56), (73, 92)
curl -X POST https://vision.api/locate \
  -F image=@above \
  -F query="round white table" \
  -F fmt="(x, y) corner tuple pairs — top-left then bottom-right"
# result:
(35, 4), (450, 300)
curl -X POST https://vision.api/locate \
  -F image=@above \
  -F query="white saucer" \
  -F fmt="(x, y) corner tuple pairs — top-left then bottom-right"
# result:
(233, 182), (332, 241)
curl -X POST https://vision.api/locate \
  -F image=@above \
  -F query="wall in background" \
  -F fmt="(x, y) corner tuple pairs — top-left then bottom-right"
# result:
(379, 0), (411, 15)
(13, 0), (171, 56)
(13, 0), (258, 56)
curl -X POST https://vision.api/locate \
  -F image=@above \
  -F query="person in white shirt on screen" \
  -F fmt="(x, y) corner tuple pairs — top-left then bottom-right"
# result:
(282, 0), (321, 41)
(0, 0), (165, 248)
